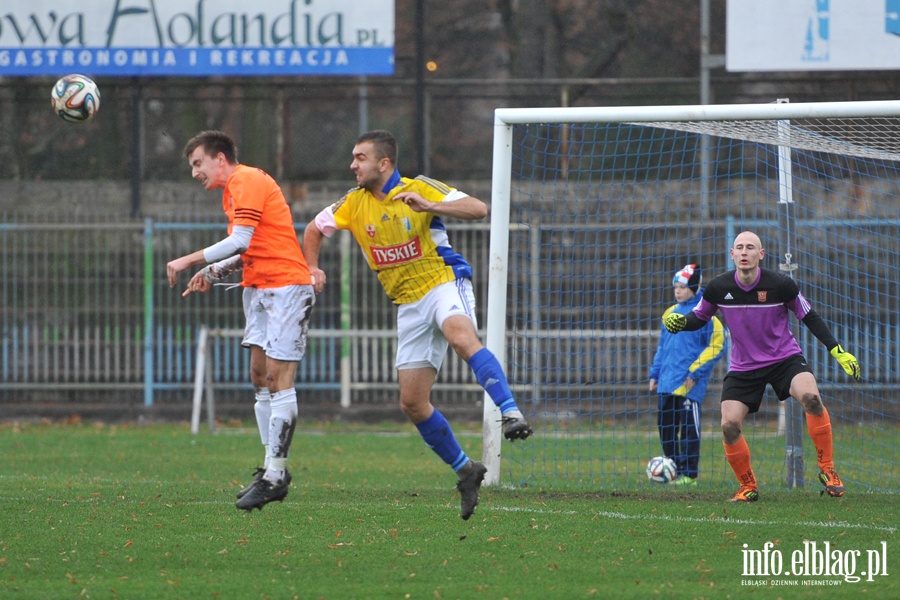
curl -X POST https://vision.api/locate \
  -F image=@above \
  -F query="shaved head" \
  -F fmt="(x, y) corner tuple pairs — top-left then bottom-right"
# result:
(733, 231), (762, 249)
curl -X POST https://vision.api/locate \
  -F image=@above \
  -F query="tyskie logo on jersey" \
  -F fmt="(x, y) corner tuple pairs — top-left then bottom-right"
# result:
(371, 237), (422, 266)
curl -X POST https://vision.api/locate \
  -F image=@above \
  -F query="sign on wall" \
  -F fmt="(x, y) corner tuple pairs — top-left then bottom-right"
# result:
(727, 0), (900, 71)
(0, 0), (394, 76)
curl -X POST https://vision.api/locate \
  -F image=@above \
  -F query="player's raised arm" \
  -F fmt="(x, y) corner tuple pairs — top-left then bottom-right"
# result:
(394, 192), (488, 220)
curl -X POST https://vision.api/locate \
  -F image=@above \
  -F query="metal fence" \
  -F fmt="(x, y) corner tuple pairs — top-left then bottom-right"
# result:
(0, 217), (667, 418)
(2, 216), (897, 420)
(0, 219), (494, 416)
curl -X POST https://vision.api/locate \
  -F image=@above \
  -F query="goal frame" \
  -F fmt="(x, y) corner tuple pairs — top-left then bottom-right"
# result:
(482, 99), (900, 485)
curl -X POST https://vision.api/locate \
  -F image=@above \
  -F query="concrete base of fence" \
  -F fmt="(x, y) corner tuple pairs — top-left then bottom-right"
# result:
(0, 388), (487, 426)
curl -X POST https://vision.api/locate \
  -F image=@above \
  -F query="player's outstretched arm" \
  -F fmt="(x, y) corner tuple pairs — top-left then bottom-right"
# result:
(801, 309), (860, 380)
(663, 312), (686, 333)
(182, 270), (212, 297)
(166, 249), (206, 287)
(663, 312), (705, 334)
(830, 345), (861, 381)
(302, 220), (328, 295)
(182, 255), (244, 297)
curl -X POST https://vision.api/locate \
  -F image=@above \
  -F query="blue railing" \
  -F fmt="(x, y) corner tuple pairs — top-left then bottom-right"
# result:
(1, 219), (896, 407)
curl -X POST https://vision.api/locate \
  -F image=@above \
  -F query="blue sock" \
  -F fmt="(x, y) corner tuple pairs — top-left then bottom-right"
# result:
(415, 410), (469, 472)
(467, 347), (518, 414)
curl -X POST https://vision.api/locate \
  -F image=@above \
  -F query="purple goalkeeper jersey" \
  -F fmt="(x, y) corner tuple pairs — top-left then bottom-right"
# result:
(692, 267), (810, 371)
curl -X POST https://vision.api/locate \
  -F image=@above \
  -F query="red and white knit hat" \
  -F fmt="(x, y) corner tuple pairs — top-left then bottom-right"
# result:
(673, 264), (701, 292)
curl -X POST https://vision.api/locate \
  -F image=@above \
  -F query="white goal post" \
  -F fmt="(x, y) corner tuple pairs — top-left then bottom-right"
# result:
(483, 100), (900, 490)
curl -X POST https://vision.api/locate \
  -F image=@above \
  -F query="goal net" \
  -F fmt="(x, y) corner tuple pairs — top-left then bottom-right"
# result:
(483, 100), (900, 493)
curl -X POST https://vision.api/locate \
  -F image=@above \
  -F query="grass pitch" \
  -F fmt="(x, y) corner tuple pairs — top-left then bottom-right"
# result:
(0, 421), (896, 599)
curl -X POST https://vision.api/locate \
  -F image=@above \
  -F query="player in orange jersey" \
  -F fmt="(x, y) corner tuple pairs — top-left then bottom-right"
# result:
(166, 130), (314, 511)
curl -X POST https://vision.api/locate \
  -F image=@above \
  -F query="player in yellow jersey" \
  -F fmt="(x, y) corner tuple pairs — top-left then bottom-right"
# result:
(166, 130), (315, 512)
(302, 130), (533, 521)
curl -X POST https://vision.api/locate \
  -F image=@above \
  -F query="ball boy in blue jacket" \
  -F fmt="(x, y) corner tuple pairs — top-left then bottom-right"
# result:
(649, 264), (726, 485)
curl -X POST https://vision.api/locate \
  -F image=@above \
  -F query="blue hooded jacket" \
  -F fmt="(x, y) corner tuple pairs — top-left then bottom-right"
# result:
(648, 289), (727, 403)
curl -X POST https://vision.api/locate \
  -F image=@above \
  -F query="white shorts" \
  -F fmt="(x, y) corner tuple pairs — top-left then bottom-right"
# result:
(395, 279), (477, 371)
(242, 284), (315, 362)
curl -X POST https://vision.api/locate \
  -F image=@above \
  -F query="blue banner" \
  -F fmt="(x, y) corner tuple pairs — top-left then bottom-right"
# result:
(0, 47), (395, 77)
(888, 0), (900, 37)
(0, 0), (395, 77)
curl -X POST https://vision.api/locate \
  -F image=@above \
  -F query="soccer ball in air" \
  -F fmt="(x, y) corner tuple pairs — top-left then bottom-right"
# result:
(50, 74), (100, 123)
(646, 456), (677, 484)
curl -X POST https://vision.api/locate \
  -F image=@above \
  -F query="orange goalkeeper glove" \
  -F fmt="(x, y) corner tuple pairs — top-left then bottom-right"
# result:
(830, 345), (860, 381)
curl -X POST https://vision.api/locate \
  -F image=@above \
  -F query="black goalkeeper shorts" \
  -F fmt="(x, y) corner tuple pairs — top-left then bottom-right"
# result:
(720, 354), (813, 414)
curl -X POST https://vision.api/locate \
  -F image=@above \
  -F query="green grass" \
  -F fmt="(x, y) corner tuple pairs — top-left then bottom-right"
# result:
(0, 422), (896, 599)
(500, 419), (900, 493)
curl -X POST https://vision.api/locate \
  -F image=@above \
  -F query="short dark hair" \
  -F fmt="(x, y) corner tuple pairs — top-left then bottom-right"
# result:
(183, 130), (238, 163)
(356, 130), (397, 165)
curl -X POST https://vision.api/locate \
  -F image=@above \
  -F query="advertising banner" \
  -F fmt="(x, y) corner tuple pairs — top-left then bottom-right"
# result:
(0, 0), (394, 76)
(727, 0), (900, 71)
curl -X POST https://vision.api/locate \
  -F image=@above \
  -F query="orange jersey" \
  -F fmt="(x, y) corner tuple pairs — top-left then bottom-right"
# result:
(222, 165), (310, 288)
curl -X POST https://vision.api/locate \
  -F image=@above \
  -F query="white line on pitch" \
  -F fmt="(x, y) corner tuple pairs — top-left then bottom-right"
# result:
(485, 505), (897, 533)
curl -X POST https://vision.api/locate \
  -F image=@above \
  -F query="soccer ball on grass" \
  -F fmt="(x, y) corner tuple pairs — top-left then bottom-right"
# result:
(646, 456), (677, 484)
(51, 74), (100, 123)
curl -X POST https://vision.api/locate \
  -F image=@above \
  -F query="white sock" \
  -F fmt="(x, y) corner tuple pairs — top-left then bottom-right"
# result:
(254, 388), (272, 446)
(264, 467), (285, 482)
(265, 389), (298, 482)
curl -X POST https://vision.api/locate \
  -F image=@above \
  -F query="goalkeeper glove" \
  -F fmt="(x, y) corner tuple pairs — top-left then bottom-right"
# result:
(663, 313), (686, 334)
(830, 345), (860, 381)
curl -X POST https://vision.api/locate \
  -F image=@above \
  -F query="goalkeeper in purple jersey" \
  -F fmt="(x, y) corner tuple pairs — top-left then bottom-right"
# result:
(302, 130), (533, 520)
(663, 231), (860, 503)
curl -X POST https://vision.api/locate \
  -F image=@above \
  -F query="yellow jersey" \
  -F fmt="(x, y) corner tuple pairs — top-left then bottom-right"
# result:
(316, 172), (473, 304)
